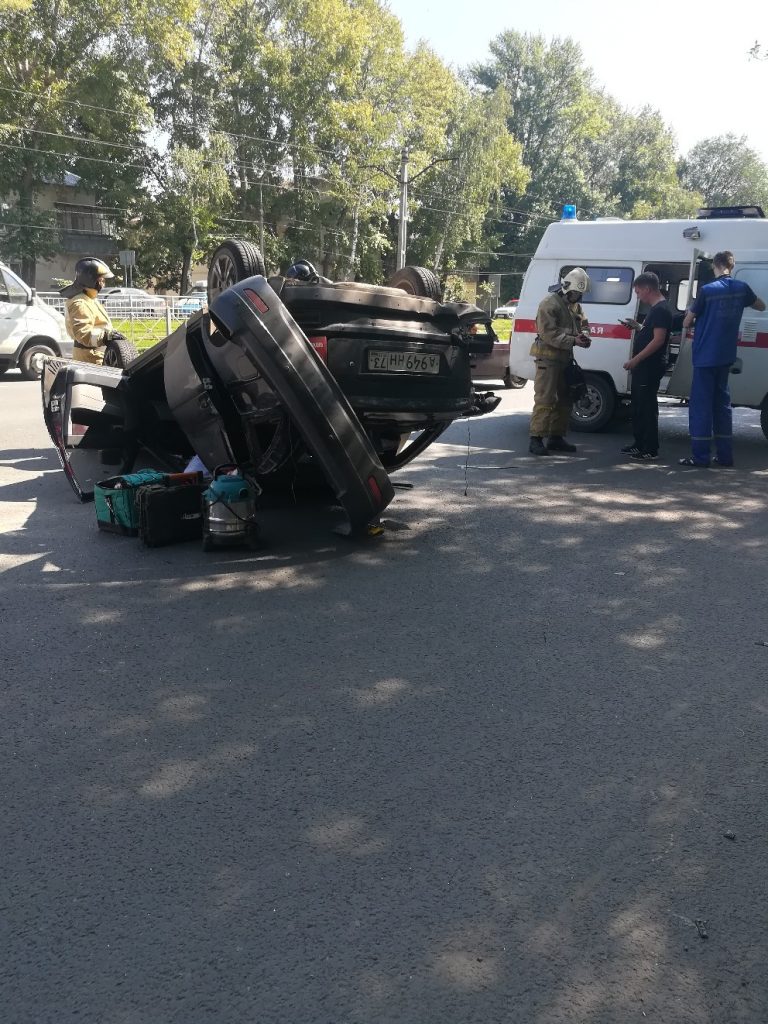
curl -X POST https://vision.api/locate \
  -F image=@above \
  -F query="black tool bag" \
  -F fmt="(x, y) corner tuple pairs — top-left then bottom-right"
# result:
(136, 483), (205, 547)
(564, 358), (588, 402)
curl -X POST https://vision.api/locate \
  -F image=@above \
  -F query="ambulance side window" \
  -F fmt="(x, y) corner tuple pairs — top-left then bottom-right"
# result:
(734, 266), (768, 304)
(560, 266), (634, 304)
(677, 281), (695, 310)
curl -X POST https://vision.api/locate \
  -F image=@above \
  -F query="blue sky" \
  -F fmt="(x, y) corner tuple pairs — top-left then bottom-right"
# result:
(385, 0), (767, 160)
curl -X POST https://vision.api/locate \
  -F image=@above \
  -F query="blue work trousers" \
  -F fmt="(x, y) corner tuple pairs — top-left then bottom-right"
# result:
(689, 365), (732, 465)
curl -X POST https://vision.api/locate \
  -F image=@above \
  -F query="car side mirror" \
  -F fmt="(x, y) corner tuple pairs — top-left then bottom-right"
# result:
(27, 288), (36, 306)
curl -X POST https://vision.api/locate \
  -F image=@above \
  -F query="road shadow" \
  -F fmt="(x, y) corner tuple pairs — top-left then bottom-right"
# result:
(3, 419), (768, 1023)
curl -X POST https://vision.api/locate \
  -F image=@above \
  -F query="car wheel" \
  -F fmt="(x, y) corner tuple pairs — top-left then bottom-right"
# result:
(761, 402), (768, 442)
(103, 338), (140, 369)
(569, 373), (616, 432)
(388, 266), (442, 301)
(208, 239), (267, 302)
(503, 368), (526, 390)
(19, 342), (57, 380)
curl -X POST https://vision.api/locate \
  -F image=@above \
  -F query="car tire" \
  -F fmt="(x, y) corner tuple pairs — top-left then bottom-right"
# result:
(761, 401), (768, 442)
(208, 239), (267, 301)
(19, 342), (57, 380)
(103, 337), (140, 369)
(388, 266), (442, 301)
(503, 368), (526, 390)
(569, 373), (616, 432)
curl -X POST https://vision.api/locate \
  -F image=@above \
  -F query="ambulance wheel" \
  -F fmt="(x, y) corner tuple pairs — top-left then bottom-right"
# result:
(569, 373), (615, 432)
(388, 266), (442, 301)
(761, 403), (768, 442)
(504, 368), (526, 389)
(208, 239), (266, 302)
(103, 337), (139, 369)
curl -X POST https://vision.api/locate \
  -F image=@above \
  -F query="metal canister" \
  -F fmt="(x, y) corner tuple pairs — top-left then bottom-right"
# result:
(202, 465), (260, 550)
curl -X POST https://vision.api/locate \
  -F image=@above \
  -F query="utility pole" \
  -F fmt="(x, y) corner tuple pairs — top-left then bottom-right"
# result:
(364, 151), (458, 271)
(396, 148), (409, 270)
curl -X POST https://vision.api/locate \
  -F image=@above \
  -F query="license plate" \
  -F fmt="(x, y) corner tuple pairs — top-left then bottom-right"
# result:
(367, 350), (441, 374)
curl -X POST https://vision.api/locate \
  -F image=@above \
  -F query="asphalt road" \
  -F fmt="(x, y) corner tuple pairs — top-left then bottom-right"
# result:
(2, 370), (768, 1024)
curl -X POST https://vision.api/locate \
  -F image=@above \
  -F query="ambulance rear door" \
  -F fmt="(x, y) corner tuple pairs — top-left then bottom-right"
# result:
(665, 249), (713, 399)
(731, 262), (768, 407)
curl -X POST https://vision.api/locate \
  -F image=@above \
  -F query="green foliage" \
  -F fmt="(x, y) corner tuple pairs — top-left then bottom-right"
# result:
(469, 30), (703, 279)
(128, 139), (234, 290)
(0, 203), (59, 263)
(0, 0), (192, 281)
(679, 134), (768, 209)
(0, 5), (753, 293)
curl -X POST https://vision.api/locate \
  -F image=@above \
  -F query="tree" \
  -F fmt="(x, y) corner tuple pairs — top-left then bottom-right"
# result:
(0, 0), (195, 283)
(406, 85), (528, 272)
(128, 141), (234, 292)
(582, 98), (701, 219)
(678, 134), (768, 209)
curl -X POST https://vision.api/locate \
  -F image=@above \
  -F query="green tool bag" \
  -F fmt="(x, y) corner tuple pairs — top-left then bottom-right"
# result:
(94, 469), (167, 536)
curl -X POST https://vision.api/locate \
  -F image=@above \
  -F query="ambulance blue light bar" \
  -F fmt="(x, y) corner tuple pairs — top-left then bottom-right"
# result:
(561, 204), (577, 221)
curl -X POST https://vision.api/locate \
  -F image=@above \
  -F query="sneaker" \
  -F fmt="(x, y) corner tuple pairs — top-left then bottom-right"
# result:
(546, 436), (577, 453)
(529, 436), (551, 456)
(712, 457), (734, 467)
(620, 444), (641, 455)
(678, 457), (709, 467)
(630, 451), (658, 461)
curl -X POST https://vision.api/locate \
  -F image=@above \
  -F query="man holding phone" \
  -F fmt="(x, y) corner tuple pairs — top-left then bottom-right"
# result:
(620, 271), (672, 461)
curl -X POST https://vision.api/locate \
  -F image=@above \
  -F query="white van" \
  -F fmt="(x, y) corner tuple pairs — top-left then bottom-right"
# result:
(0, 261), (72, 379)
(509, 208), (768, 439)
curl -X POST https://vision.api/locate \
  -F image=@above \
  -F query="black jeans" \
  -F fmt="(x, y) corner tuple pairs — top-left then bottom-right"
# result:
(631, 361), (664, 454)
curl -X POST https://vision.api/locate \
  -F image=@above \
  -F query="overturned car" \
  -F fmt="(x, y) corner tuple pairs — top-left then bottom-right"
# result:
(42, 243), (500, 534)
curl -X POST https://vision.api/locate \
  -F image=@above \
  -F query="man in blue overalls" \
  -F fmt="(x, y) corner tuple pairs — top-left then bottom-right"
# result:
(680, 251), (765, 467)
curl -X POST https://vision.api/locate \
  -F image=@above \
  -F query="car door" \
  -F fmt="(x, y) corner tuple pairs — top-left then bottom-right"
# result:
(731, 263), (768, 406)
(665, 249), (713, 399)
(42, 358), (132, 500)
(0, 265), (30, 358)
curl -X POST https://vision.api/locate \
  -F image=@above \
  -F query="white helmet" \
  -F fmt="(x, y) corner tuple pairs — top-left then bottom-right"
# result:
(560, 267), (591, 295)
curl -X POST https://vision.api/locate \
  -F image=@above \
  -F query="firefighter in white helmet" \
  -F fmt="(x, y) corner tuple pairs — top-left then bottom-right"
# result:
(60, 257), (121, 365)
(528, 267), (592, 455)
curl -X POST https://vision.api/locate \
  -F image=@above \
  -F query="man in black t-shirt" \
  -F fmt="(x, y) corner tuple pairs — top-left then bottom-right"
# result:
(620, 271), (673, 461)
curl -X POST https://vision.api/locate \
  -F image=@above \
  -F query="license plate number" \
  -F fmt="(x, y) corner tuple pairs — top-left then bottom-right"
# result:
(367, 350), (440, 374)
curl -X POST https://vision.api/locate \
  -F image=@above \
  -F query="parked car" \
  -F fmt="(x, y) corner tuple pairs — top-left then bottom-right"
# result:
(0, 260), (72, 379)
(493, 302), (518, 319)
(100, 287), (167, 318)
(41, 240), (500, 535)
(175, 282), (208, 316)
(469, 317), (525, 389)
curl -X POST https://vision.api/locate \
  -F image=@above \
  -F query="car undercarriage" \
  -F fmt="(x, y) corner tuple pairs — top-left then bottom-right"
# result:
(42, 248), (500, 535)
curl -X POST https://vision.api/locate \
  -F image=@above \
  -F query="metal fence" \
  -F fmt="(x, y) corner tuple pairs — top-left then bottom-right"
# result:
(37, 292), (206, 348)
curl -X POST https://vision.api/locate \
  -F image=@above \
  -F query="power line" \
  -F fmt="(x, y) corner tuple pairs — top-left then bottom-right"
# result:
(0, 140), (394, 208)
(0, 84), (391, 162)
(0, 220), (102, 235)
(1, 122), (140, 151)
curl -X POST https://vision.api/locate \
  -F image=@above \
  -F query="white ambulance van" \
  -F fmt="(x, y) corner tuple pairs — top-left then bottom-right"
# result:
(508, 206), (768, 439)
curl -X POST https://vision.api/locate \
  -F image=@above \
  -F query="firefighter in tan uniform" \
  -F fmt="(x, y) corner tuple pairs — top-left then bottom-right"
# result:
(60, 257), (119, 364)
(528, 267), (592, 456)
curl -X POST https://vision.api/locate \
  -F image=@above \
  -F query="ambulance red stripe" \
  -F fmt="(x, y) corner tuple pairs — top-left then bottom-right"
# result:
(513, 319), (768, 348)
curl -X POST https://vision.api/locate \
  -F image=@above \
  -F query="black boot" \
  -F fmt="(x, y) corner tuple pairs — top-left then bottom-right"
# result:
(529, 436), (550, 456)
(546, 436), (577, 453)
